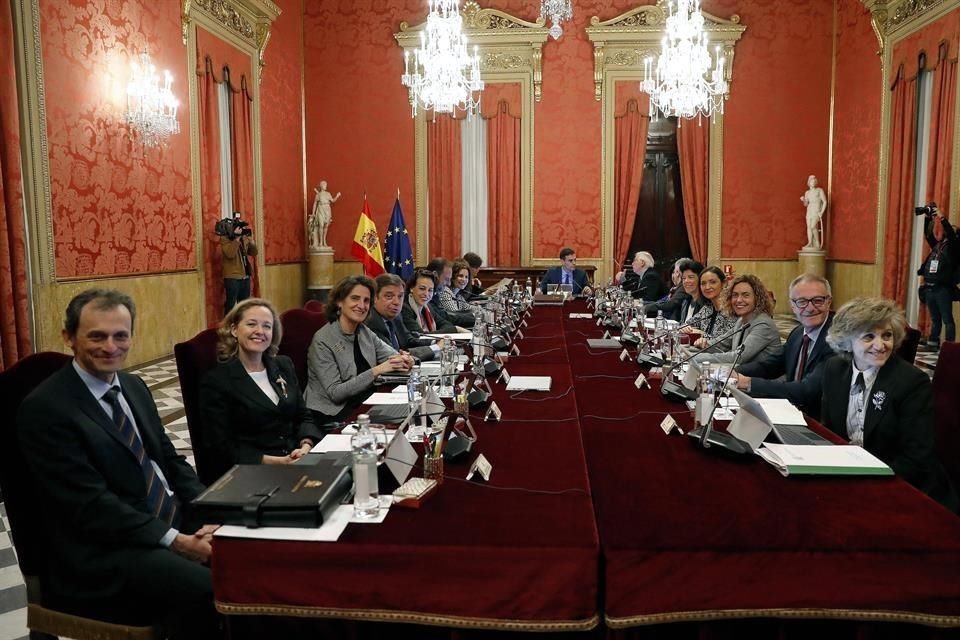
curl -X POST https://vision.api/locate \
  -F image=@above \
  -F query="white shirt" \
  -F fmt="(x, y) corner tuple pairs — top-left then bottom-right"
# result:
(247, 369), (280, 404)
(846, 363), (879, 446)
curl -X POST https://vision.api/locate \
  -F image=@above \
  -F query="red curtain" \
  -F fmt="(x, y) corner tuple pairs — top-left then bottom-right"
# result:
(613, 98), (650, 267)
(486, 100), (520, 265)
(198, 56), (224, 327)
(882, 66), (919, 307)
(0, 6), (31, 370)
(230, 73), (257, 296)
(677, 118), (710, 263)
(926, 43), (957, 217)
(427, 114), (462, 260)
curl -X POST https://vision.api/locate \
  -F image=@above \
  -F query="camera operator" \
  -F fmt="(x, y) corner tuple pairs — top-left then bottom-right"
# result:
(916, 203), (959, 349)
(220, 211), (258, 316)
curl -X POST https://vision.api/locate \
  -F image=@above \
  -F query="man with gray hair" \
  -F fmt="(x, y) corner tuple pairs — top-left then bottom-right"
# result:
(617, 251), (666, 301)
(734, 273), (835, 420)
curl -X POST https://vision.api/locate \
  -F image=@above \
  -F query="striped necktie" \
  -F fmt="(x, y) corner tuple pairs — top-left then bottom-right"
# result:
(794, 333), (812, 381)
(103, 387), (179, 526)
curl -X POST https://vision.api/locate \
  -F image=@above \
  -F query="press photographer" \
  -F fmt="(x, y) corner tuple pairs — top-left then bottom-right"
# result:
(916, 203), (959, 349)
(217, 211), (258, 316)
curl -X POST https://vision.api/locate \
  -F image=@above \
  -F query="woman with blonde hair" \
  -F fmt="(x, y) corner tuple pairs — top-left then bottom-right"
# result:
(822, 297), (957, 511)
(200, 298), (322, 480)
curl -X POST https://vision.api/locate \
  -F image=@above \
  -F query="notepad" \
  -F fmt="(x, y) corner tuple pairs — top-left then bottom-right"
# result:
(505, 376), (552, 391)
(757, 443), (893, 477)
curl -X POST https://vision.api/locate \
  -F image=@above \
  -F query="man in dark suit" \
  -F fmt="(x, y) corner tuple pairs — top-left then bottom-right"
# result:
(368, 273), (440, 361)
(540, 247), (593, 295)
(734, 274), (835, 420)
(617, 251), (666, 301)
(16, 289), (217, 637)
(462, 252), (485, 300)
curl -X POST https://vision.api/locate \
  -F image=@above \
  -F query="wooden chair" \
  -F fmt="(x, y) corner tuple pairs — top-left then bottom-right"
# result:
(898, 326), (921, 365)
(932, 342), (960, 494)
(0, 352), (162, 640)
(278, 308), (327, 386)
(173, 328), (223, 486)
(303, 299), (325, 314)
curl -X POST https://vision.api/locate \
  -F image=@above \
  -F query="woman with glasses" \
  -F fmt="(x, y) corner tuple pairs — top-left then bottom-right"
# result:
(304, 276), (414, 424)
(691, 274), (782, 367)
(401, 268), (460, 338)
(200, 298), (323, 480)
(821, 297), (957, 512)
(681, 266), (736, 343)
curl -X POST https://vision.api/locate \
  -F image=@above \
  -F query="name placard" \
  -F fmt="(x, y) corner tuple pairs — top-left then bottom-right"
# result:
(484, 401), (502, 422)
(620, 349), (630, 362)
(497, 369), (512, 385)
(596, 318), (603, 326)
(515, 329), (525, 340)
(510, 343), (521, 356)
(635, 373), (650, 389)
(467, 453), (493, 481)
(520, 319), (528, 328)
(660, 414), (683, 435)
(602, 330), (611, 340)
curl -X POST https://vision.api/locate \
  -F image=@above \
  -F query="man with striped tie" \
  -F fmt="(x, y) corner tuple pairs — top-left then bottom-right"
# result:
(17, 289), (217, 637)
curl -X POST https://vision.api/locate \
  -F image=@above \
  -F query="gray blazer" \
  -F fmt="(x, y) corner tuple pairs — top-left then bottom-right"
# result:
(304, 321), (397, 417)
(693, 312), (782, 366)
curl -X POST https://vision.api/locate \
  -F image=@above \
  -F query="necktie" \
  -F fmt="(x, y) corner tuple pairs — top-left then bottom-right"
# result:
(385, 320), (400, 350)
(103, 387), (179, 526)
(563, 271), (570, 286)
(852, 372), (866, 411)
(794, 333), (812, 381)
(422, 305), (436, 331)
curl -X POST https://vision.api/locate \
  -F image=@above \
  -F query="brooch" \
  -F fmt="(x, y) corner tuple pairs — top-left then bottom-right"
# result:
(871, 390), (886, 412)
(276, 375), (288, 399)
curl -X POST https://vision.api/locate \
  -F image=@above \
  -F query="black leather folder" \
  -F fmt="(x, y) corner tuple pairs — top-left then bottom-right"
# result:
(191, 460), (351, 528)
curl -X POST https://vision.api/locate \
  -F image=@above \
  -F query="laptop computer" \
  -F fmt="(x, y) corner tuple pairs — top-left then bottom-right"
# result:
(728, 388), (831, 448)
(366, 383), (446, 424)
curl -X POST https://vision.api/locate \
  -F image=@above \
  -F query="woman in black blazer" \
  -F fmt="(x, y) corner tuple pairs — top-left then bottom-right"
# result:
(822, 297), (958, 512)
(200, 298), (323, 480)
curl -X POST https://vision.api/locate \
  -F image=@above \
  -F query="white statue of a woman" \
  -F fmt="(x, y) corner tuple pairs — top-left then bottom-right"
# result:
(309, 181), (341, 250)
(801, 175), (827, 250)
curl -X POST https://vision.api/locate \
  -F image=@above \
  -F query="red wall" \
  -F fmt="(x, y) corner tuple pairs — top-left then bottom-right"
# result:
(304, 0), (837, 265)
(40, 0), (194, 277)
(261, 0), (307, 264)
(830, 0), (881, 263)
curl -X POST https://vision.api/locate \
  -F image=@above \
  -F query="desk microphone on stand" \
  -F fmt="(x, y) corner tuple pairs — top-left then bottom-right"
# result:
(686, 344), (753, 455)
(660, 322), (751, 400)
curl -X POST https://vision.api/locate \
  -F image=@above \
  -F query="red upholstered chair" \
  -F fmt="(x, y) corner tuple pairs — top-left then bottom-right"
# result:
(932, 342), (960, 494)
(898, 326), (921, 365)
(278, 308), (327, 386)
(303, 299), (325, 314)
(173, 328), (223, 486)
(0, 352), (161, 640)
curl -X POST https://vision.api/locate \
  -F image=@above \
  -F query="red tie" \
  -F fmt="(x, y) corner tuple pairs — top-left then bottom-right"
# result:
(422, 305), (436, 331)
(794, 334), (811, 381)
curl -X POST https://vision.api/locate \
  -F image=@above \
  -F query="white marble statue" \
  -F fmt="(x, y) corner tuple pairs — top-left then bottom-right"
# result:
(309, 181), (341, 250)
(801, 174), (827, 251)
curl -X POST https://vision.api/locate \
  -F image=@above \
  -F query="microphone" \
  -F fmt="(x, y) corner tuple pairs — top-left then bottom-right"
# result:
(688, 344), (753, 455)
(660, 322), (751, 400)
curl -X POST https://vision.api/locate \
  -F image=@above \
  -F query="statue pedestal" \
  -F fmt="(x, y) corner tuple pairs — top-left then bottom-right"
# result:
(307, 247), (335, 301)
(798, 248), (826, 278)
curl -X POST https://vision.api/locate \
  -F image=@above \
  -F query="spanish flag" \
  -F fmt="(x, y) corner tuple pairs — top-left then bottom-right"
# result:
(351, 196), (386, 276)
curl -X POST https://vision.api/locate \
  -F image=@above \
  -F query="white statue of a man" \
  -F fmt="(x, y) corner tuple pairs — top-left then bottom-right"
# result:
(801, 174), (827, 250)
(309, 181), (341, 250)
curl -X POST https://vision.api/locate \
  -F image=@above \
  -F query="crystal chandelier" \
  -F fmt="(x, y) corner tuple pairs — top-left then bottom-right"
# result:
(125, 50), (180, 147)
(401, 0), (484, 117)
(640, 0), (727, 121)
(540, 0), (573, 40)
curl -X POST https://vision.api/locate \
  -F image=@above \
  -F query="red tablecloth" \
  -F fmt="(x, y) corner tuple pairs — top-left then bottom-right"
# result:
(561, 302), (960, 629)
(211, 306), (600, 631)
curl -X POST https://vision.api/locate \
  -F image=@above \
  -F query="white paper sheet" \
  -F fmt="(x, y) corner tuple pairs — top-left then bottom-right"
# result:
(505, 376), (552, 391)
(363, 392), (411, 405)
(310, 434), (353, 453)
(214, 505), (352, 542)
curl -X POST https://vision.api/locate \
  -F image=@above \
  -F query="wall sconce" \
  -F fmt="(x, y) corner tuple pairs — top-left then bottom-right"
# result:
(125, 49), (180, 148)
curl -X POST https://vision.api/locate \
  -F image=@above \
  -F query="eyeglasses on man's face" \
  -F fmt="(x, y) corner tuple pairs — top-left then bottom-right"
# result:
(790, 296), (830, 309)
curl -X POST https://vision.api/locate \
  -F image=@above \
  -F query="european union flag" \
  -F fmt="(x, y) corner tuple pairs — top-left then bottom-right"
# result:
(384, 196), (414, 281)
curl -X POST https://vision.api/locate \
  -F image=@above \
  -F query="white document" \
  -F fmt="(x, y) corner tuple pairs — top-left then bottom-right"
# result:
(757, 443), (893, 477)
(756, 398), (807, 426)
(363, 392), (411, 405)
(214, 504), (352, 542)
(506, 376), (552, 391)
(422, 332), (472, 341)
(569, 313), (593, 319)
(310, 434), (354, 453)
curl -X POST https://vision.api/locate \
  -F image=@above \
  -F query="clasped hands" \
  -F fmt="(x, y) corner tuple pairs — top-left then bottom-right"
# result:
(173, 524), (220, 563)
(374, 353), (415, 377)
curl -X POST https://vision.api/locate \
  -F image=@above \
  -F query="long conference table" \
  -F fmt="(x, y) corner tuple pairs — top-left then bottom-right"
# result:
(211, 301), (960, 636)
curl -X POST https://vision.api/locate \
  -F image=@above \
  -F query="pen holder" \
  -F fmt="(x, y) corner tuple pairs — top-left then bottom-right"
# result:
(453, 397), (469, 415)
(423, 453), (444, 485)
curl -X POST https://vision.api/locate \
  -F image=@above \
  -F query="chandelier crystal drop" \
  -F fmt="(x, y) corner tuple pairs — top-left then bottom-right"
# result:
(539, 0), (573, 40)
(640, 0), (728, 121)
(125, 50), (180, 148)
(401, 0), (484, 118)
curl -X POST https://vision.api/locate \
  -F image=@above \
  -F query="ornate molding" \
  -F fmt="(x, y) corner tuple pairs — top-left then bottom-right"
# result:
(396, 1), (550, 103)
(862, 0), (960, 43)
(861, 0), (889, 52)
(586, 0), (745, 102)
(181, 0), (280, 79)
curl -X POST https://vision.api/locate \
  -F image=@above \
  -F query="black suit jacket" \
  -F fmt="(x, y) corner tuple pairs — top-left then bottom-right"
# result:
(199, 355), (323, 479)
(622, 269), (666, 301)
(539, 266), (591, 295)
(740, 313), (835, 420)
(365, 307), (436, 361)
(821, 355), (958, 512)
(16, 363), (205, 601)
(644, 287), (690, 321)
